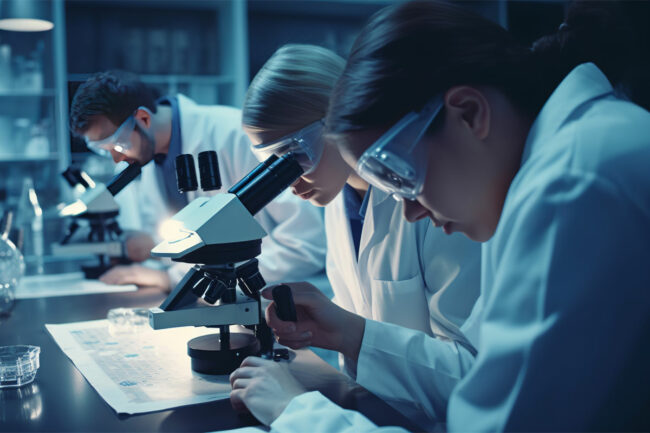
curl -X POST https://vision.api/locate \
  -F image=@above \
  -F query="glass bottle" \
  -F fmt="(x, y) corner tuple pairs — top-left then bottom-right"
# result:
(0, 211), (25, 315)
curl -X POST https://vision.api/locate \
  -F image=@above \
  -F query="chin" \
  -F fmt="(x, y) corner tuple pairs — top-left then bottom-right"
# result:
(308, 191), (336, 207)
(465, 225), (495, 243)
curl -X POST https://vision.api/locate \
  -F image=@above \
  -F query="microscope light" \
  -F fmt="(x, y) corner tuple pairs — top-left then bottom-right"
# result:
(158, 219), (187, 241)
(60, 200), (87, 217)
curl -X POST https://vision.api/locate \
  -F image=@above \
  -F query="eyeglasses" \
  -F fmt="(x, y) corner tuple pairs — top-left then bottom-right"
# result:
(251, 119), (325, 174)
(356, 95), (444, 201)
(84, 114), (137, 158)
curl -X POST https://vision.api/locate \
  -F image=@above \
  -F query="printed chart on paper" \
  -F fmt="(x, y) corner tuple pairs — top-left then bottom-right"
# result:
(46, 319), (230, 414)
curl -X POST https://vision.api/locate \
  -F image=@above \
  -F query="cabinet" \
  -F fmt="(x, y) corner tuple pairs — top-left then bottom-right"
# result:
(65, 0), (248, 109)
(0, 0), (69, 273)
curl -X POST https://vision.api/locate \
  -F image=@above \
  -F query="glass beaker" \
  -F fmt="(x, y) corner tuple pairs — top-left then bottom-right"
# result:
(0, 214), (25, 315)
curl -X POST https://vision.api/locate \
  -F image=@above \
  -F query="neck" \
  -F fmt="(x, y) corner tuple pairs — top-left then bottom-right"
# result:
(153, 104), (173, 155)
(346, 172), (369, 199)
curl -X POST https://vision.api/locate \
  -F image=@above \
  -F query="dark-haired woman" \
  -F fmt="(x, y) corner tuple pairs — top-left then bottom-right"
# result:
(229, 1), (650, 431)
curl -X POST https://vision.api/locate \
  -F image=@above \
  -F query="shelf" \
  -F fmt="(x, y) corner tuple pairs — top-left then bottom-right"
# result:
(68, 73), (235, 85)
(0, 89), (57, 97)
(0, 154), (59, 162)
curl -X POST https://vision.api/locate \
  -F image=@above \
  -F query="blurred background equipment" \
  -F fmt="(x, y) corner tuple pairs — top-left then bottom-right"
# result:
(0, 0), (570, 279)
(53, 163), (141, 278)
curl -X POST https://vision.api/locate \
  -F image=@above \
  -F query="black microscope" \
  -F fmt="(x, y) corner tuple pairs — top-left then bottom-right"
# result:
(54, 163), (141, 278)
(149, 151), (298, 375)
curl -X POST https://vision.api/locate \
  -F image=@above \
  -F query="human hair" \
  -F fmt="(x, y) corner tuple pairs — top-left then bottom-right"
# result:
(243, 44), (346, 133)
(69, 70), (159, 135)
(327, 0), (650, 135)
(531, 1), (650, 111)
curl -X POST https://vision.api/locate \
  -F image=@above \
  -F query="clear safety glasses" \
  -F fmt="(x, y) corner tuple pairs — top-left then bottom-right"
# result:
(85, 115), (137, 158)
(356, 95), (444, 201)
(251, 119), (325, 174)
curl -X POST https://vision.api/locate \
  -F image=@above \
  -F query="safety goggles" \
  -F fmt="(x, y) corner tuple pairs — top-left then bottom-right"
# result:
(85, 114), (137, 158)
(251, 119), (325, 174)
(356, 95), (444, 201)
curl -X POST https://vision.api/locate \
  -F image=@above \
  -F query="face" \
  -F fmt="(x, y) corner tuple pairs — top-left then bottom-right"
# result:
(244, 125), (351, 206)
(83, 110), (156, 165)
(336, 86), (528, 242)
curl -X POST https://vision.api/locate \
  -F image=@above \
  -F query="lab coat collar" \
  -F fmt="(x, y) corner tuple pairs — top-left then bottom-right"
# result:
(368, 186), (393, 207)
(175, 94), (200, 154)
(520, 63), (614, 166)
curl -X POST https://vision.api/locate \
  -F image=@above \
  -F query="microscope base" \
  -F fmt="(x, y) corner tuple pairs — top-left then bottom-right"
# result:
(187, 333), (260, 375)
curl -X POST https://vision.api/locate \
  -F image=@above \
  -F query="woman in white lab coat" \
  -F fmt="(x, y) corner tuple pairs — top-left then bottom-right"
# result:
(241, 44), (481, 428)
(229, 1), (650, 431)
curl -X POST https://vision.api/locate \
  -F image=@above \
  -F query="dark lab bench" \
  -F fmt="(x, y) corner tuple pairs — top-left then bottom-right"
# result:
(0, 288), (421, 432)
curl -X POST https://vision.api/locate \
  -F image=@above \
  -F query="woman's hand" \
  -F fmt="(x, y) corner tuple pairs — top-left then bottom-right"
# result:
(230, 356), (306, 425)
(99, 265), (170, 291)
(262, 282), (366, 361)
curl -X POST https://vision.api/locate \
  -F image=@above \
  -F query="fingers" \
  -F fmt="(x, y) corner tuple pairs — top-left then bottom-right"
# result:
(276, 336), (311, 350)
(262, 282), (321, 307)
(99, 268), (120, 284)
(230, 388), (248, 412)
(240, 356), (274, 368)
(265, 302), (296, 333)
(230, 378), (251, 390)
(229, 366), (258, 386)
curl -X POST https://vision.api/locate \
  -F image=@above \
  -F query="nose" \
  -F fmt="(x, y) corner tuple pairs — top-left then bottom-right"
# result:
(402, 199), (430, 223)
(291, 177), (310, 195)
(110, 148), (126, 163)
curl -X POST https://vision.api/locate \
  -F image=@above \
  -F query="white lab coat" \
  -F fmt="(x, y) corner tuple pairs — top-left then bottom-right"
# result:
(116, 94), (327, 284)
(325, 187), (481, 427)
(263, 63), (650, 432)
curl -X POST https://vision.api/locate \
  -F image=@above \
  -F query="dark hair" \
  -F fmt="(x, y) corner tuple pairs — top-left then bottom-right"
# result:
(532, 1), (650, 111)
(69, 70), (159, 135)
(327, 0), (650, 135)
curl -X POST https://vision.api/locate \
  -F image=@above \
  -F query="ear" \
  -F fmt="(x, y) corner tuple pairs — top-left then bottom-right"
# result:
(444, 86), (490, 140)
(134, 106), (153, 129)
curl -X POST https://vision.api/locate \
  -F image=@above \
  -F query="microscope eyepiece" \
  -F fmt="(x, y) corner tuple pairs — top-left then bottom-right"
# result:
(234, 154), (303, 215)
(175, 154), (198, 193)
(107, 163), (142, 196)
(62, 167), (90, 188)
(198, 151), (222, 191)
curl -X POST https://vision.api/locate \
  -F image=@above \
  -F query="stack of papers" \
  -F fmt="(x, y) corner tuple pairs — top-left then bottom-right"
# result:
(16, 273), (136, 299)
(46, 320), (231, 414)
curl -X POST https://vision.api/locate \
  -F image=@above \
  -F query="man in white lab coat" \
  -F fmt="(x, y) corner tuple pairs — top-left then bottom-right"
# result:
(69, 71), (326, 290)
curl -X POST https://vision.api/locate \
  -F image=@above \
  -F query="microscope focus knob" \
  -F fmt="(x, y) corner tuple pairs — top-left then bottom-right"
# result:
(191, 276), (210, 297)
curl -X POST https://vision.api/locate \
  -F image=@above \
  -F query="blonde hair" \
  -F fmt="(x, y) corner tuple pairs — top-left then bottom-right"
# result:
(243, 44), (346, 132)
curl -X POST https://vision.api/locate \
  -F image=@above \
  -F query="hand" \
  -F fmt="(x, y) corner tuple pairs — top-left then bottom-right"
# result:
(262, 282), (366, 361)
(124, 232), (155, 262)
(230, 356), (306, 426)
(99, 265), (170, 290)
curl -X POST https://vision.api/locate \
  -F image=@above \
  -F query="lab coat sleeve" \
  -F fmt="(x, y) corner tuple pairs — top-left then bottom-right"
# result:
(325, 245), (359, 378)
(270, 391), (409, 433)
(356, 319), (475, 422)
(448, 174), (650, 431)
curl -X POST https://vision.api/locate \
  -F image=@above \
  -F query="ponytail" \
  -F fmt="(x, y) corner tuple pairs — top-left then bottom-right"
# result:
(328, 0), (649, 138)
(531, 1), (650, 111)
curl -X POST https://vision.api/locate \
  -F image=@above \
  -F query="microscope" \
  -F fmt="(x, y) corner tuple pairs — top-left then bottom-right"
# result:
(149, 150), (299, 375)
(52, 163), (141, 278)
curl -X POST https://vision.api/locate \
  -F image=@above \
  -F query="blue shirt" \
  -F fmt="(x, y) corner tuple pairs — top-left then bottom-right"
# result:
(154, 95), (187, 213)
(342, 184), (371, 259)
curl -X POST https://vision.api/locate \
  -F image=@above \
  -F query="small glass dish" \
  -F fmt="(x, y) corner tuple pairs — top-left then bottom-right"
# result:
(0, 345), (41, 388)
(107, 307), (150, 335)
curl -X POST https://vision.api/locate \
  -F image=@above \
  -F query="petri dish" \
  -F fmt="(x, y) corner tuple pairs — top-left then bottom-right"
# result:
(0, 345), (40, 388)
(107, 308), (150, 335)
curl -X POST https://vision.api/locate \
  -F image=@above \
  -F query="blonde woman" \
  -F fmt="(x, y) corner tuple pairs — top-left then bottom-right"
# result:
(239, 44), (481, 428)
